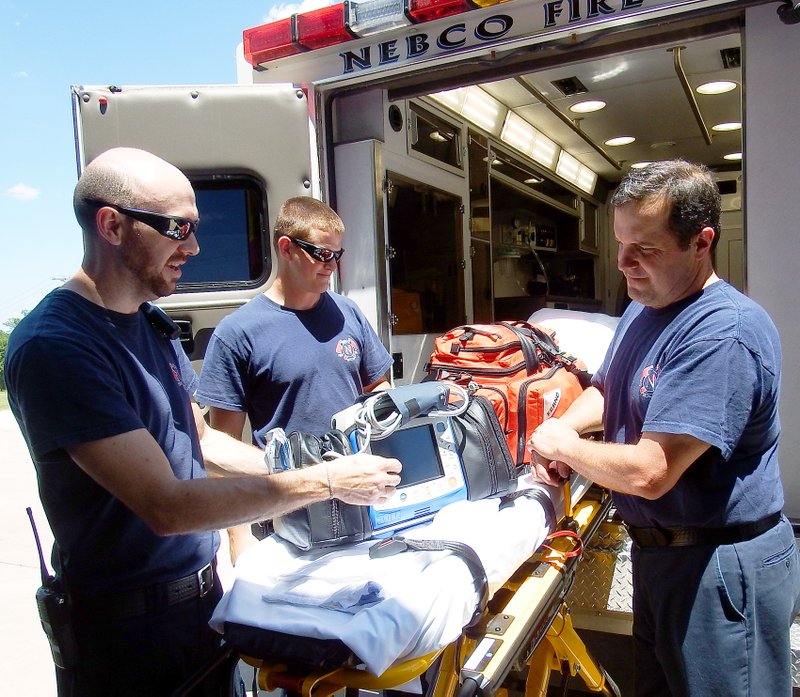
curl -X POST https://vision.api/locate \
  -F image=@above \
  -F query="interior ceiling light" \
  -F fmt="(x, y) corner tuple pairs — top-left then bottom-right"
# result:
(712, 122), (742, 132)
(429, 131), (448, 142)
(524, 176), (544, 185)
(604, 136), (635, 147)
(569, 100), (606, 114)
(500, 112), (560, 170)
(630, 161), (652, 169)
(696, 80), (737, 95)
(724, 152), (743, 161)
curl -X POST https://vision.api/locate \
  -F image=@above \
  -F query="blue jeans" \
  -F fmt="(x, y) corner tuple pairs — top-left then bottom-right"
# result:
(631, 516), (800, 697)
(55, 575), (242, 697)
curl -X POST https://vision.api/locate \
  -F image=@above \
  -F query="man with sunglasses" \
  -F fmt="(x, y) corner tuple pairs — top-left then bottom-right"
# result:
(197, 196), (393, 560)
(4, 148), (401, 696)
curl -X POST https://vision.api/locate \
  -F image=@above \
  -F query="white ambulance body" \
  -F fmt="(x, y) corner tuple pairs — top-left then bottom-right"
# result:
(72, 0), (800, 517)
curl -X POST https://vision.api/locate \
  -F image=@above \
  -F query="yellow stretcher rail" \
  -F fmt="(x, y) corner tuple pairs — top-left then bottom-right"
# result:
(243, 488), (620, 697)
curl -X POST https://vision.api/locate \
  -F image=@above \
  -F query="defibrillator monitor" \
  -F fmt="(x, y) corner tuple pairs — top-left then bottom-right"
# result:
(365, 416), (468, 536)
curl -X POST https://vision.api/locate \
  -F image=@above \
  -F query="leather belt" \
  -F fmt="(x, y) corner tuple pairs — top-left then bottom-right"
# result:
(71, 561), (216, 620)
(626, 512), (782, 549)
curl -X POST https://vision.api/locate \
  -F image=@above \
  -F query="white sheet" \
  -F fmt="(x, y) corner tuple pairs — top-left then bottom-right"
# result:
(210, 479), (558, 676)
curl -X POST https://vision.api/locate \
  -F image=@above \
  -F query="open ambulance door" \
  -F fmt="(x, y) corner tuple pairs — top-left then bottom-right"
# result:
(333, 99), (470, 385)
(71, 83), (314, 374)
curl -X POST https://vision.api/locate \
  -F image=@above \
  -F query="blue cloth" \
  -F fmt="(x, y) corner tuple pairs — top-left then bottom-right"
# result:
(5, 289), (218, 594)
(593, 280), (799, 696)
(594, 281), (783, 528)
(196, 292), (392, 444)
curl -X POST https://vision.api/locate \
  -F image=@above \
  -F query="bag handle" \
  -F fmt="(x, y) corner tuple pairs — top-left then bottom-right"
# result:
(497, 321), (542, 374)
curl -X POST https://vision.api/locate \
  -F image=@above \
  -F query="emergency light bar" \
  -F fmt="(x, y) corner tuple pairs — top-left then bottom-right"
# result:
(243, 0), (512, 67)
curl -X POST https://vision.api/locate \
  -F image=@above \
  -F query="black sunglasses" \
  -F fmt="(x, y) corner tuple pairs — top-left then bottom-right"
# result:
(286, 236), (345, 263)
(87, 199), (198, 241)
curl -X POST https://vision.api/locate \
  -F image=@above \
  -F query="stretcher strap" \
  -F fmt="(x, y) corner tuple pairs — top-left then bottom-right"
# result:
(369, 537), (489, 627)
(539, 530), (583, 571)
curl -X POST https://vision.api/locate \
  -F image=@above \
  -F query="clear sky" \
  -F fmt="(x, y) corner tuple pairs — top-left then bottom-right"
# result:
(0, 0), (326, 326)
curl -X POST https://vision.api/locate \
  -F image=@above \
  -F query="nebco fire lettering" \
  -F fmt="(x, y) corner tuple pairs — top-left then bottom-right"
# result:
(340, 15), (513, 73)
(543, 0), (645, 27)
(339, 0), (648, 73)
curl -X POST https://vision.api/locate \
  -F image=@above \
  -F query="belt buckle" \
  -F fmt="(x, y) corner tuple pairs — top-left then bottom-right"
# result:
(196, 562), (213, 597)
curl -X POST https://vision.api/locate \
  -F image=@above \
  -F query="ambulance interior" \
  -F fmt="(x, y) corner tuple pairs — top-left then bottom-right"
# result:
(371, 22), (743, 383)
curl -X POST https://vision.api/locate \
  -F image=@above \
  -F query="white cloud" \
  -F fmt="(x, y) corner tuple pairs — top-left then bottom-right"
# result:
(265, 0), (335, 22)
(5, 183), (40, 201)
(13, 71), (28, 79)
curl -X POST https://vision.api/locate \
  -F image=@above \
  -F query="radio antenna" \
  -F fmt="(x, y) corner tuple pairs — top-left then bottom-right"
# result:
(26, 507), (53, 587)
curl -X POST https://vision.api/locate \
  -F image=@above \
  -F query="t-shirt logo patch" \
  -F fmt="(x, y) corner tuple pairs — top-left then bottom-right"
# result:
(336, 338), (360, 362)
(169, 362), (185, 388)
(639, 364), (661, 398)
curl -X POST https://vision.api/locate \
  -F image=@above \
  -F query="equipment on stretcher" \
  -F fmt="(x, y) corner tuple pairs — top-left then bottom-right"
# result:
(332, 382), (473, 537)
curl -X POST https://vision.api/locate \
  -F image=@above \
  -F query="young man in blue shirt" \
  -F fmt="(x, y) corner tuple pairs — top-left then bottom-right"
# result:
(197, 197), (392, 559)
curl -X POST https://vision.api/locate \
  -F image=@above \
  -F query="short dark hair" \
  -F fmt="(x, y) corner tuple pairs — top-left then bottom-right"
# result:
(73, 162), (138, 234)
(611, 159), (722, 251)
(273, 197), (344, 244)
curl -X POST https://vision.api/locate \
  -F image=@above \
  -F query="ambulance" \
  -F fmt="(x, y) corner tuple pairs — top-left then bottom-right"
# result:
(72, 0), (800, 684)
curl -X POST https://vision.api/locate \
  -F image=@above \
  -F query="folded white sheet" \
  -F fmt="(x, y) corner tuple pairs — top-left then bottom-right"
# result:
(210, 479), (558, 676)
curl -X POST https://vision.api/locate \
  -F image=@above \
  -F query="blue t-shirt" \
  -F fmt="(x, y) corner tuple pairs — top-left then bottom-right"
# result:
(5, 290), (218, 594)
(593, 280), (783, 528)
(196, 292), (393, 446)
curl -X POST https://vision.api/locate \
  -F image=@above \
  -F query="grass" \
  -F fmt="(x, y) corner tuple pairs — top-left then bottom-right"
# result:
(0, 390), (8, 411)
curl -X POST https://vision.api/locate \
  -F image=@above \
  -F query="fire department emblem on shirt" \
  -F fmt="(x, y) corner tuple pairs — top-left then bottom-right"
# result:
(336, 338), (360, 362)
(639, 364), (661, 398)
(169, 362), (185, 388)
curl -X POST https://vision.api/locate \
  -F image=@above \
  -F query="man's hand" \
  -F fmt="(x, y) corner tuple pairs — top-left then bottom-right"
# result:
(327, 454), (402, 505)
(527, 418), (578, 487)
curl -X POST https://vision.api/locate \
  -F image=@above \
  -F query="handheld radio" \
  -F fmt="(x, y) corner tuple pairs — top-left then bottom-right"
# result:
(27, 507), (78, 669)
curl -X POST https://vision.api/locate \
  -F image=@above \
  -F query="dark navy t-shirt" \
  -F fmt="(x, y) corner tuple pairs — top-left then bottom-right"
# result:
(196, 292), (393, 445)
(5, 290), (218, 593)
(593, 280), (783, 528)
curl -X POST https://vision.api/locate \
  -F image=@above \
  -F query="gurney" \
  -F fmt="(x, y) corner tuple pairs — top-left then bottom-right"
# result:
(197, 475), (619, 697)
(186, 310), (622, 696)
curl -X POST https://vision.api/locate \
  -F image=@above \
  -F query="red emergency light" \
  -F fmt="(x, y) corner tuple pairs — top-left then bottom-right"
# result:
(405, 0), (479, 24)
(243, 0), (510, 68)
(244, 16), (304, 64)
(295, 4), (357, 50)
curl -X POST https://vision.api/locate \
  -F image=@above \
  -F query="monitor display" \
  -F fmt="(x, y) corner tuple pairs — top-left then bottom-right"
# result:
(369, 425), (444, 488)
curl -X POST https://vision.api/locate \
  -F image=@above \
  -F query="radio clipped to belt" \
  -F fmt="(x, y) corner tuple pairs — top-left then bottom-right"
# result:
(26, 507), (79, 670)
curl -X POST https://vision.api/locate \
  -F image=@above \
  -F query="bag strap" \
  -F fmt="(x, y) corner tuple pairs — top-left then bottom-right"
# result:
(497, 321), (542, 373)
(506, 322), (594, 388)
(369, 536), (489, 628)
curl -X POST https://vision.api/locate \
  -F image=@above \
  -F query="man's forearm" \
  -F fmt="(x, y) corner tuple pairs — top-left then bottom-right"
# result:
(557, 385), (604, 434)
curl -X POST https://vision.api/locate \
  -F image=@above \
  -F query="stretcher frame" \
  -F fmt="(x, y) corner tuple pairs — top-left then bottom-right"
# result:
(232, 486), (621, 697)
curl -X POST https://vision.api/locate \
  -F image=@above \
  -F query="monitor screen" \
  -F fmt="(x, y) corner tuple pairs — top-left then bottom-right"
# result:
(369, 425), (444, 488)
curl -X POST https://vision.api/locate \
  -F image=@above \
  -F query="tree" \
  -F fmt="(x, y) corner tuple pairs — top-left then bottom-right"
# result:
(0, 311), (27, 392)
(0, 331), (8, 392)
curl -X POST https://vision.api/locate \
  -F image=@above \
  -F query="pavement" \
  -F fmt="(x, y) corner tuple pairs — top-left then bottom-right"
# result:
(0, 408), (240, 696)
(1, 408), (56, 695)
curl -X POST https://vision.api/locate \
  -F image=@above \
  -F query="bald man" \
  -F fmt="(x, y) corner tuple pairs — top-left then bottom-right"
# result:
(5, 147), (401, 696)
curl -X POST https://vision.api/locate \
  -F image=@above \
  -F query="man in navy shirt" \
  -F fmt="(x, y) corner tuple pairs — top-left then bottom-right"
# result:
(197, 197), (392, 560)
(5, 147), (401, 696)
(528, 160), (800, 696)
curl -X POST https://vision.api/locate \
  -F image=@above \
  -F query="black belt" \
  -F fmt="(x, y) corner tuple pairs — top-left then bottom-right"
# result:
(70, 561), (216, 620)
(626, 512), (782, 548)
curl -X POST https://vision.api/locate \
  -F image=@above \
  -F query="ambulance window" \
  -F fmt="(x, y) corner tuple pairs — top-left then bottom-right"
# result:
(408, 103), (463, 173)
(177, 177), (269, 290)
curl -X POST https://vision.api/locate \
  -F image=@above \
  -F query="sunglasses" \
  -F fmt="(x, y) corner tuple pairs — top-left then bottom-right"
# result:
(87, 199), (198, 241)
(286, 236), (345, 263)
